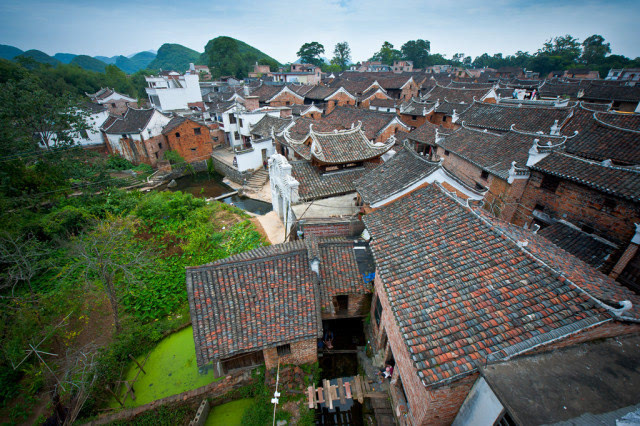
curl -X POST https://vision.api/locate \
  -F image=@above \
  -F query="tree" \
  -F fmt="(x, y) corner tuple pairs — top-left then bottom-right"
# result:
(371, 41), (402, 65)
(297, 42), (325, 66)
(70, 216), (152, 333)
(401, 39), (431, 68)
(204, 37), (245, 78)
(0, 77), (90, 152)
(582, 34), (611, 65)
(538, 34), (581, 63)
(332, 42), (351, 70)
(0, 232), (50, 299)
(452, 53), (465, 65)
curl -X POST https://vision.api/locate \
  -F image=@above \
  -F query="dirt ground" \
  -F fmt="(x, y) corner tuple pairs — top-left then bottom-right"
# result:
(254, 211), (286, 244)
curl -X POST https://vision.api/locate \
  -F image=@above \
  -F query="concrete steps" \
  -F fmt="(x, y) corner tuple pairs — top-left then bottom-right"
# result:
(243, 169), (269, 192)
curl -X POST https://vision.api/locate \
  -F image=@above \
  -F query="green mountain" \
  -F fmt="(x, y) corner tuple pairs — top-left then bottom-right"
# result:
(147, 43), (202, 72)
(0, 44), (23, 60)
(70, 55), (107, 73)
(54, 53), (77, 64)
(114, 55), (137, 74)
(95, 55), (117, 64)
(128, 51), (156, 70)
(202, 36), (281, 78)
(15, 49), (60, 66)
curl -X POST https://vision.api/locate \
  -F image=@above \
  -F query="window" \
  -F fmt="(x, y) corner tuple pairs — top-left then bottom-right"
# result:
(238, 118), (243, 128)
(602, 198), (616, 212)
(158, 142), (162, 149)
(412, 115), (417, 120)
(442, 115), (447, 122)
(475, 183), (485, 191)
(194, 127), (201, 135)
(121, 134), (127, 139)
(111, 103), (116, 108)
(481, 170), (489, 180)
(540, 175), (560, 192)
(277, 344), (291, 357)
(335, 295), (349, 313)
(374, 297), (383, 326)
(80, 129), (89, 139)
(285, 101), (291, 106)
(175, 132), (181, 138)
(494, 410), (516, 426)
(191, 148), (197, 152)
(534, 203), (545, 212)
(444, 150), (450, 156)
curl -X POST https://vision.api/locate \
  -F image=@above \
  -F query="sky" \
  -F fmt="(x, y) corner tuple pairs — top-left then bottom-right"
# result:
(1, 0), (639, 63)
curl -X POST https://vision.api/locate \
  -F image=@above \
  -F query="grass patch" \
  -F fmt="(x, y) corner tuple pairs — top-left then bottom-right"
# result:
(205, 398), (254, 426)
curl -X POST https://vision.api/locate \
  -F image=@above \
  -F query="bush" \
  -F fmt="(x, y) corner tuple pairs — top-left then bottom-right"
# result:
(106, 155), (134, 171)
(41, 205), (92, 238)
(132, 163), (153, 174)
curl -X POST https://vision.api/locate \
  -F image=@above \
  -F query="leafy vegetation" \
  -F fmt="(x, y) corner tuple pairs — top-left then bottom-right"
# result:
(297, 41), (325, 66)
(15, 49), (61, 67)
(148, 43), (203, 72)
(204, 36), (280, 78)
(70, 55), (108, 73)
(0, 44), (24, 60)
(53, 53), (77, 64)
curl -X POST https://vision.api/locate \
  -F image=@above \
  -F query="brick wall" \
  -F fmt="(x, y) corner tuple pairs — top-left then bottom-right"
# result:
(164, 121), (214, 163)
(263, 338), (317, 369)
(376, 123), (408, 143)
(104, 100), (138, 116)
(516, 171), (640, 246)
(428, 113), (457, 129)
(270, 92), (304, 107)
(325, 93), (357, 114)
(303, 111), (322, 120)
(360, 91), (391, 109)
(399, 113), (428, 129)
(296, 219), (365, 239)
(321, 292), (371, 319)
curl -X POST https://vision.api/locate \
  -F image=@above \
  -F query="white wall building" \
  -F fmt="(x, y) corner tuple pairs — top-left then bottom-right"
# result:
(145, 66), (203, 112)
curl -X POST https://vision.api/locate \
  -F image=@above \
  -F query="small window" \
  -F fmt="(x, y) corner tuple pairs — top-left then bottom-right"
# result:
(602, 198), (616, 212)
(191, 148), (197, 152)
(481, 170), (489, 180)
(80, 129), (89, 139)
(286, 101), (291, 106)
(158, 142), (162, 149)
(540, 175), (560, 193)
(175, 132), (181, 138)
(111, 103), (116, 108)
(444, 150), (450, 156)
(534, 203), (545, 212)
(277, 344), (291, 357)
(442, 115), (447, 122)
(374, 297), (383, 326)
(155, 152), (158, 159)
(412, 115), (417, 120)
(194, 127), (202, 135)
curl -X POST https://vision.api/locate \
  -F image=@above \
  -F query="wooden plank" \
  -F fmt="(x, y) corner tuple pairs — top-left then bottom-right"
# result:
(365, 391), (388, 399)
(329, 385), (338, 403)
(124, 381), (136, 400)
(316, 387), (324, 404)
(344, 381), (352, 399)
(364, 379), (371, 392)
(324, 379), (333, 410)
(337, 378), (346, 404)
(308, 386), (315, 409)
(355, 376), (364, 403)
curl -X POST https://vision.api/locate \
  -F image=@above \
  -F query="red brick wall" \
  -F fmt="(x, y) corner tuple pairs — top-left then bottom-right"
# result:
(399, 81), (419, 101)
(376, 123), (408, 143)
(516, 170), (640, 245)
(298, 220), (365, 239)
(270, 92), (304, 107)
(360, 91), (391, 109)
(144, 135), (168, 167)
(321, 293), (371, 319)
(399, 113), (428, 129)
(325, 93), (356, 114)
(164, 121), (214, 163)
(303, 111), (322, 120)
(436, 147), (489, 190)
(263, 338), (317, 369)
(428, 113), (458, 129)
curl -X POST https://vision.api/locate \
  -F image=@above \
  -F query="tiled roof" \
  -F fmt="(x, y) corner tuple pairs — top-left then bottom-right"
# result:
(249, 84), (281, 102)
(439, 126), (564, 179)
(458, 101), (574, 133)
(322, 106), (403, 140)
(399, 98), (435, 116)
(405, 121), (440, 145)
(82, 102), (107, 114)
(561, 105), (640, 165)
(304, 86), (346, 101)
(355, 147), (440, 205)
(447, 81), (495, 90)
(186, 241), (320, 367)
(290, 84), (315, 96)
(250, 115), (292, 138)
(161, 116), (187, 134)
(102, 107), (156, 134)
(100, 115), (119, 130)
(480, 211), (640, 320)
(538, 221), (617, 269)
(362, 184), (638, 388)
(318, 239), (371, 312)
(369, 98), (396, 108)
(434, 101), (470, 115)
(582, 82), (640, 103)
(538, 81), (582, 98)
(532, 152), (640, 202)
(423, 83), (492, 104)
(291, 160), (377, 200)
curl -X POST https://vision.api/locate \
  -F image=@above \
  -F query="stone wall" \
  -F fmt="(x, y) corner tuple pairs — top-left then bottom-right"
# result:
(262, 338), (318, 369)
(209, 154), (252, 185)
(85, 369), (253, 425)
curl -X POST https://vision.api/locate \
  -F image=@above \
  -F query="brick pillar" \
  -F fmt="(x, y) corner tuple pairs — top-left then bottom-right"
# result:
(244, 96), (259, 112)
(280, 107), (292, 118)
(610, 224), (640, 280)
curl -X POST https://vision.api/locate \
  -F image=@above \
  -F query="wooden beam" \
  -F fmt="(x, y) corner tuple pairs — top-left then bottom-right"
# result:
(344, 381), (352, 399)
(337, 378), (346, 404)
(105, 385), (123, 407)
(324, 379), (333, 410)
(329, 385), (338, 404)
(317, 387), (324, 404)
(308, 386), (316, 409)
(128, 354), (146, 375)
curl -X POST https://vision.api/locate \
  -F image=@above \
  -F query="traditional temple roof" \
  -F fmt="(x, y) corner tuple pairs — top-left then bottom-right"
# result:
(458, 101), (575, 133)
(399, 98), (435, 116)
(290, 160), (377, 200)
(362, 184), (640, 388)
(355, 147), (440, 205)
(531, 152), (640, 202)
(282, 121), (394, 164)
(322, 106), (409, 140)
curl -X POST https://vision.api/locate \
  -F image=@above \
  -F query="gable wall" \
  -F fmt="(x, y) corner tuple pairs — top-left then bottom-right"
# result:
(165, 121), (214, 163)
(270, 91), (304, 107)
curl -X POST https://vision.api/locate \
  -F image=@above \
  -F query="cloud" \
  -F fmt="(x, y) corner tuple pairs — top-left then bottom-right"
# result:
(0, 0), (638, 62)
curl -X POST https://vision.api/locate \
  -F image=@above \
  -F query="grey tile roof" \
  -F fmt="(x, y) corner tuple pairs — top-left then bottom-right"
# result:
(362, 184), (639, 388)
(102, 107), (156, 134)
(186, 241), (320, 367)
(532, 152), (640, 202)
(423, 83), (492, 104)
(355, 147), (440, 204)
(249, 115), (292, 138)
(291, 160), (378, 200)
(538, 221), (617, 269)
(458, 101), (574, 133)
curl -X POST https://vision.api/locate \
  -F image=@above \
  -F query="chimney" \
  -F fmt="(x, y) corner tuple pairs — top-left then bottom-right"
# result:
(244, 96), (259, 112)
(609, 224), (640, 280)
(280, 107), (292, 118)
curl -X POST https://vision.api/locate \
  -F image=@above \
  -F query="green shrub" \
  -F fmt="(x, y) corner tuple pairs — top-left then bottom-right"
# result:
(106, 155), (133, 170)
(132, 163), (153, 174)
(41, 205), (92, 237)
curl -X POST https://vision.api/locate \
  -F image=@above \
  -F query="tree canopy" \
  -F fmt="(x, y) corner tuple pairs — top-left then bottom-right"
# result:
(332, 42), (351, 70)
(370, 41), (402, 65)
(401, 39), (431, 68)
(297, 42), (325, 66)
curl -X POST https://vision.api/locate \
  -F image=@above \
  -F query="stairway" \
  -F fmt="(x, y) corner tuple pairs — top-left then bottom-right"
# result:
(244, 169), (269, 192)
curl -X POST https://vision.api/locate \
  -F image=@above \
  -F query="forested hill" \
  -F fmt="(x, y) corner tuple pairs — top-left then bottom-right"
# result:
(147, 43), (203, 72)
(202, 36), (281, 78)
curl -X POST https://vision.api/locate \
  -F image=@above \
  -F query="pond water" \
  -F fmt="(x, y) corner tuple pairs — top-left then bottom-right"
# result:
(159, 172), (273, 215)
(205, 398), (254, 426)
(109, 326), (220, 408)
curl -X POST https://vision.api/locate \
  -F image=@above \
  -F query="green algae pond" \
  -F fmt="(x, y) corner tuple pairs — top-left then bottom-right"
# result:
(110, 325), (220, 408)
(205, 398), (254, 426)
